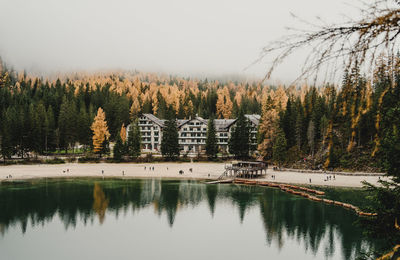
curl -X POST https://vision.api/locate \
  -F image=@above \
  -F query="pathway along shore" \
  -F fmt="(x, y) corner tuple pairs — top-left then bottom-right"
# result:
(0, 162), (387, 188)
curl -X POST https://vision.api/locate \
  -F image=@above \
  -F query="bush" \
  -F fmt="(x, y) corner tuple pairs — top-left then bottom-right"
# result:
(78, 157), (100, 163)
(44, 158), (66, 164)
(66, 157), (77, 163)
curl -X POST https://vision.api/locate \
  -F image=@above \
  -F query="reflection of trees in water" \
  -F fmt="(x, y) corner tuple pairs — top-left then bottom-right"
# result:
(92, 183), (109, 224)
(227, 185), (261, 223)
(205, 184), (218, 216)
(0, 179), (375, 258)
(258, 189), (370, 259)
(153, 180), (180, 227)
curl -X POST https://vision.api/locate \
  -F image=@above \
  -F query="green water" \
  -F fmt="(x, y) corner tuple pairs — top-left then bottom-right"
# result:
(0, 178), (379, 259)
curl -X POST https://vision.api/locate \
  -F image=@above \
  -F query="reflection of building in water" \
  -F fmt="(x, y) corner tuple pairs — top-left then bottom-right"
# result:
(92, 183), (109, 224)
(178, 180), (205, 207)
(140, 179), (162, 206)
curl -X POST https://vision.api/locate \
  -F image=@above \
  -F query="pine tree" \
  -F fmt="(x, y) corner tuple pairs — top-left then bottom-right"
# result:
(127, 119), (141, 158)
(58, 97), (77, 153)
(91, 107), (110, 157)
(273, 129), (287, 167)
(205, 117), (218, 159)
(35, 102), (48, 154)
(307, 119), (315, 157)
(281, 97), (296, 147)
(295, 109), (304, 150)
(77, 104), (91, 148)
(27, 104), (37, 154)
(46, 106), (56, 152)
(113, 134), (124, 161)
(228, 110), (250, 159)
(161, 118), (180, 160)
(0, 108), (15, 161)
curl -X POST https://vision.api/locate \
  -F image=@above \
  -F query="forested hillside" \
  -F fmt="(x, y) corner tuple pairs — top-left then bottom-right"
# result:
(0, 55), (399, 174)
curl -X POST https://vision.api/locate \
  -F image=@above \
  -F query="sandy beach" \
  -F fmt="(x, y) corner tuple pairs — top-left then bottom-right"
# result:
(0, 162), (388, 188)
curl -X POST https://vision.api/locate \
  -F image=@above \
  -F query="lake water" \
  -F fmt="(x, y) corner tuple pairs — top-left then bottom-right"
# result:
(0, 178), (378, 259)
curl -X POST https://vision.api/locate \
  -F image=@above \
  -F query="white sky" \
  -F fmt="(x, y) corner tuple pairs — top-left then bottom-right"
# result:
(0, 0), (361, 82)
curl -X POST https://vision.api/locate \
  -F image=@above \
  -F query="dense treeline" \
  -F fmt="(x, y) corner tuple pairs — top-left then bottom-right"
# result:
(0, 62), (261, 159)
(0, 55), (399, 175)
(0, 75), (131, 157)
(259, 55), (400, 174)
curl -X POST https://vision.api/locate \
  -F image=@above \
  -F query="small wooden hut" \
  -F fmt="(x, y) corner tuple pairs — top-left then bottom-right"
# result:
(223, 161), (268, 179)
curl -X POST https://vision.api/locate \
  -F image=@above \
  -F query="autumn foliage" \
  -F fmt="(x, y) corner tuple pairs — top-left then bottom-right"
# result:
(91, 108), (110, 153)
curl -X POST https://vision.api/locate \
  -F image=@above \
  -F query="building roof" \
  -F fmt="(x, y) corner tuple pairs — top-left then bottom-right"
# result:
(143, 113), (165, 127)
(177, 119), (189, 127)
(245, 114), (261, 126)
(177, 116), (208, 129)
(141, 113), (260, 130)
(224, 114), (261, 129)
(214, 119), (236, 131)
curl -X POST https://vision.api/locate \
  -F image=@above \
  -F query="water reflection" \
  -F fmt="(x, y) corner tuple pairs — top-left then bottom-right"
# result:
(0, 178), (376, 259)
(92, 183), (109, 224)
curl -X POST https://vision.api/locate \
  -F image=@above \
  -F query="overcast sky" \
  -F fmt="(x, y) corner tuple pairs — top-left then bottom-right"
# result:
(0, 0), (359, 82)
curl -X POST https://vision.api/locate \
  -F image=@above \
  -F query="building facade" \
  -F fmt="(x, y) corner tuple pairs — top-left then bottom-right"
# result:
(131, 113), (260, 155)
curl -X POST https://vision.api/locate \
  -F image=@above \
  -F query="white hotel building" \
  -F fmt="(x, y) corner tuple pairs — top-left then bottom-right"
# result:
(133, 113), (260, 155)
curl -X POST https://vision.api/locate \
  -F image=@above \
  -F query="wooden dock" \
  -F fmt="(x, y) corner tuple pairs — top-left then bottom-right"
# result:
(220, 161), (268, 179)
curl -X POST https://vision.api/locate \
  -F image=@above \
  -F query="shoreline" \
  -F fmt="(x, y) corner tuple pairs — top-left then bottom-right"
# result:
(0, 162), (389, 188)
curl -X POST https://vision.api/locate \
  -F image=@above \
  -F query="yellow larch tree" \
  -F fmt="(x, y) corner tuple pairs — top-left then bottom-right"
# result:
(130, 99), (141, 120)
(216, 86), (233, 118)
(234, 89), (244, 106)
(258, 96), (280, 158)
(272, 86), (288, 110)
(91, 107), (110, 153)
(120, 124), (127, 143)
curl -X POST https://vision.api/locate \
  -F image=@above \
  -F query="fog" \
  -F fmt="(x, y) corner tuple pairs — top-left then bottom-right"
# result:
(0, 0), (359, 82)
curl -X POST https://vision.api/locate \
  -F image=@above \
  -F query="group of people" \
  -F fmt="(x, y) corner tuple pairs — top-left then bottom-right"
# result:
(144, 166), (155, 171)
(324, 175), (335, 181)
(5, 174), (12, 179)
(270, 174), (276, 179)
(62, 168), (70, 173)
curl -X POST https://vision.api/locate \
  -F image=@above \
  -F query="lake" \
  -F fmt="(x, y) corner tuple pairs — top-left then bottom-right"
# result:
(0, 178), (378, 259)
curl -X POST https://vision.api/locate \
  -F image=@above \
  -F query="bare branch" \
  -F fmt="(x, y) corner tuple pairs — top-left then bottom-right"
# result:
(255, 1), (400, 83)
